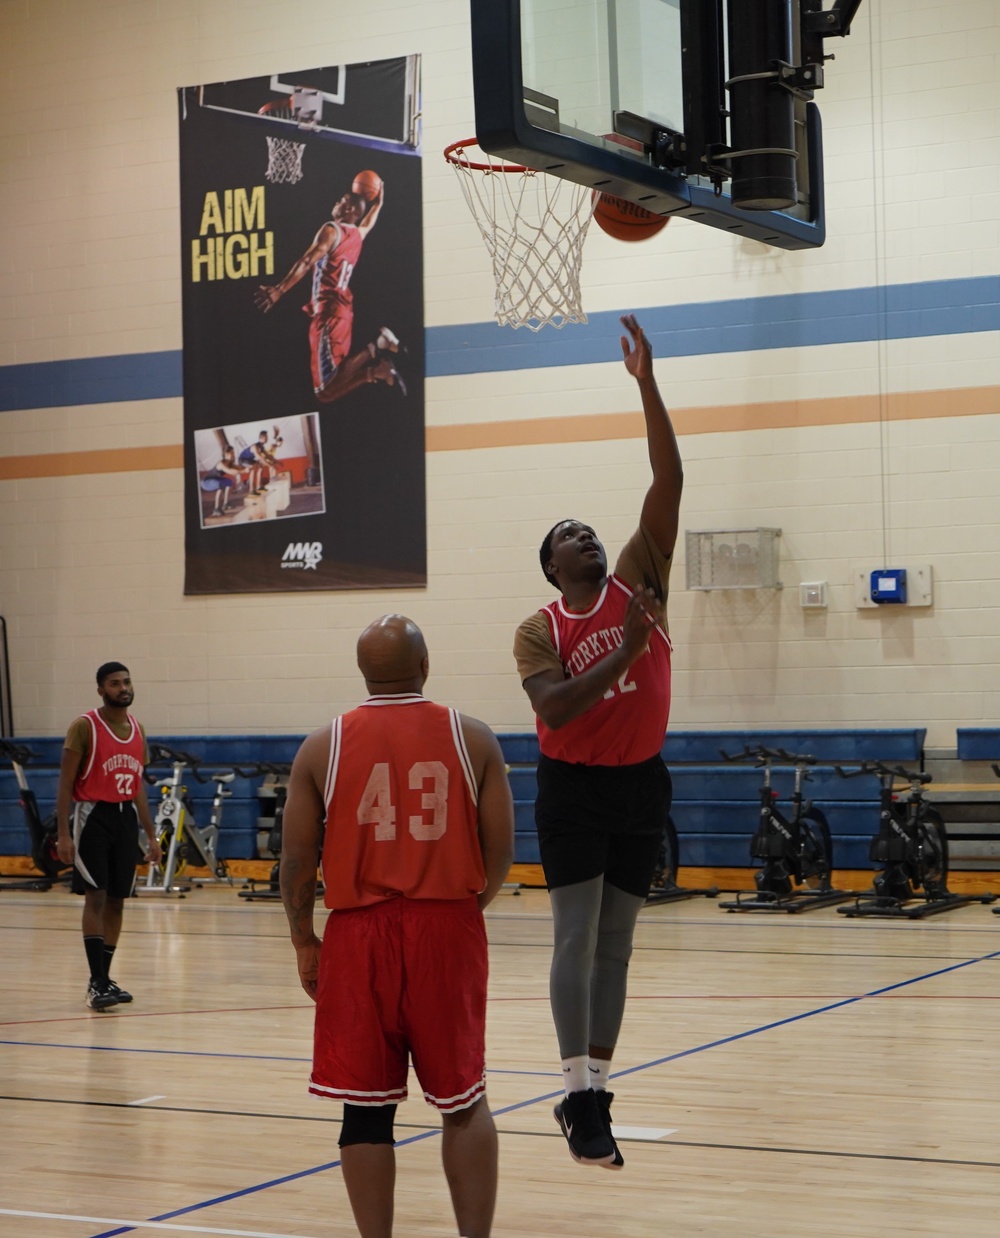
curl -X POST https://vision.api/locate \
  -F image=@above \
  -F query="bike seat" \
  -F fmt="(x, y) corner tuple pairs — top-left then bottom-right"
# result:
(213, 772), (236, 784)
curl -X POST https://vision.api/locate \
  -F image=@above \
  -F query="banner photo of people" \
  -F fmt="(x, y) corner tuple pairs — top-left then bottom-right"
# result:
(178, 56), (425, 594)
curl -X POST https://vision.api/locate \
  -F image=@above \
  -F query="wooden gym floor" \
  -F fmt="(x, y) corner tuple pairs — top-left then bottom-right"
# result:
(2, 879), (1000, 1237)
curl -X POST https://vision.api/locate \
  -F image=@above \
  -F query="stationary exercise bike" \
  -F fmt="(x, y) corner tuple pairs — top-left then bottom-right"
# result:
(140, 744), (237, 895)
(0, 738), (69, 891)
(719, 745), (852, 913)
(646, 812), (719, 905)
(836, 760), (996, 918)
(237, 763), (298, 902)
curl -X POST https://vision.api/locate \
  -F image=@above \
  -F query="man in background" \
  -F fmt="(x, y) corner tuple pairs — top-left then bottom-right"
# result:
(56, 663), (161, 1011)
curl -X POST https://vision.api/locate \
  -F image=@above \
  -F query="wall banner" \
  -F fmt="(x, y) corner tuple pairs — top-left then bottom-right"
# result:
(178, 57), (425, 594)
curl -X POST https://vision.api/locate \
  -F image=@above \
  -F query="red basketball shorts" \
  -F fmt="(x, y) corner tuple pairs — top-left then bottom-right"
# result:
(310, 896), (488, 1112)
(309, 309), (353, 394)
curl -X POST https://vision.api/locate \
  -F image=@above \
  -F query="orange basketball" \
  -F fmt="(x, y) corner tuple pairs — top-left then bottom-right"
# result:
(592, 193), (668, 242)
(352, 169), (383, 201)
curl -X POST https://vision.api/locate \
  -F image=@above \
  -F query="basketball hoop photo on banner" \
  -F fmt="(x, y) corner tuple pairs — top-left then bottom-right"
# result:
(178, 56), (425, 594)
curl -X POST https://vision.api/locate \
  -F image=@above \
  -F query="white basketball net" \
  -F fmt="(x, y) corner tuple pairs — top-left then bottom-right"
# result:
(265, 134), (306, 185)
(447, 142), (594, 331)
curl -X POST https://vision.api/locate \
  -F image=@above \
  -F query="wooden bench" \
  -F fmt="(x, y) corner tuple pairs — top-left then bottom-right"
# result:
(925, 730), (1000, 870)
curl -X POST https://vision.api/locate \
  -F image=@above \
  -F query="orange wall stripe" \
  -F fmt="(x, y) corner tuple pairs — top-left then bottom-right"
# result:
(426, 385), (1000, 451)
(0, 445), (185, 480)
(2, 387), (997, 480)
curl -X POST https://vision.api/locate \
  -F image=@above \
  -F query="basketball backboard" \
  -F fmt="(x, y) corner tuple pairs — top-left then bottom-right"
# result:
(188, 54), (421, 155)
(471, 1), (864, 250)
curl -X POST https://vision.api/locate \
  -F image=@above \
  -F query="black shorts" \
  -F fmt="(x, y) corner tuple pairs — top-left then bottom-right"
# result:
(535, 753), (672, 897)
(71, 800), (140, 898)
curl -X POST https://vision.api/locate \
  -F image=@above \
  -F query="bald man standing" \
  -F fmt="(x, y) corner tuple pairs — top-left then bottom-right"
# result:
(281, 615), (514, 1238)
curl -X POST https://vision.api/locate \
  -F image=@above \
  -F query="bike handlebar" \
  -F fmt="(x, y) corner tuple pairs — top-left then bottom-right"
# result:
(148, 742), (200, 767)
(0, 738), (38, 766)
(145, 746), (291, 782)
(237, 761), (292, 777)
(834, 760), (932, 785)
(720, 744), (816, 766)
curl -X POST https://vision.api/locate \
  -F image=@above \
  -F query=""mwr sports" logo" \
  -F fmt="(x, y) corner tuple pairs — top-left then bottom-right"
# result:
(281, 542), (323, 571)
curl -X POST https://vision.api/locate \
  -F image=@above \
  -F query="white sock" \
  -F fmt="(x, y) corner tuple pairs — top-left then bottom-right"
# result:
(588, 1057), (612, 1092)
(561, 1054), (591, 1094)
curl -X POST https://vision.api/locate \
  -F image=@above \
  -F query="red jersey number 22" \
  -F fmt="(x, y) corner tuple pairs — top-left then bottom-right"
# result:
(357, 761), (449, 841)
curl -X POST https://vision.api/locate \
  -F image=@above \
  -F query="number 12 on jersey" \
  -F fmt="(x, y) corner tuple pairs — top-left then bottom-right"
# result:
(357, 761), (450, 841)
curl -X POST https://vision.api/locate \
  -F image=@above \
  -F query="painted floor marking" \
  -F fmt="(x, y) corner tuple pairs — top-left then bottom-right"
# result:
(0, 1211), (306, 1237)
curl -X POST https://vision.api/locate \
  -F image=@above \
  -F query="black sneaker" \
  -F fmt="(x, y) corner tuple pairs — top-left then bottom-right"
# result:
(595, 1089), (624, 1169)
(553, 1088), (617, 1166)
(107, 979), (133, 1003)
(86, 981), (119, 1011)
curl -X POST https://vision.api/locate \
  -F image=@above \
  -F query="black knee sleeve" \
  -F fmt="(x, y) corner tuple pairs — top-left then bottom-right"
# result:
(339, 1102), (397, 1147)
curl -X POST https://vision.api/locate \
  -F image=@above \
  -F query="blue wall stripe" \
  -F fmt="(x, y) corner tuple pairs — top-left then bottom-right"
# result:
(0, 350), (182, 414)
(427, 275), (1000, 376)
(0, 277), (997, 412)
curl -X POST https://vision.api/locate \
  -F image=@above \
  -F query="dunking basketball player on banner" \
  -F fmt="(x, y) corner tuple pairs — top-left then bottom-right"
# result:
(513, 314), (682, 1169)
(255, 171), (406, 403)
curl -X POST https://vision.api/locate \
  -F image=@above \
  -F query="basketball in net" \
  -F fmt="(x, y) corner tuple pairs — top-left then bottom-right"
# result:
(444, 139), (595, 331)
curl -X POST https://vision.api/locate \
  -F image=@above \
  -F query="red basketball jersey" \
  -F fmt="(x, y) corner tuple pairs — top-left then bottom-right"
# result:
(73, 709), (146, 803)
(320, 694), (486, 910)
(311, 222), (364, 314)
(536, 575), (672, 766)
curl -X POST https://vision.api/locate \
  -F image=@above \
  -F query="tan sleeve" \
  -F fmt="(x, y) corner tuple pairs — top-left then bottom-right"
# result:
(64, 716), (91, 756)
(513, 611), (564, 683)
(613, 524), (673, 626)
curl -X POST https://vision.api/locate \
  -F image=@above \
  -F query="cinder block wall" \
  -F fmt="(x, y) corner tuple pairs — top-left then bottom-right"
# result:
(0, 0), (998, 746)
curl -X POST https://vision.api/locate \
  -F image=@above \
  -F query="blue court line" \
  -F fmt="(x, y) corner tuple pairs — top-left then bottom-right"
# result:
(1, 276), (997, 411)
(81, 945), (1000, 1237)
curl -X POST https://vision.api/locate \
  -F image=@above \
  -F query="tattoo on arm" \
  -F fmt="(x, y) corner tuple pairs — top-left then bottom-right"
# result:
(281, 854), (318, 944)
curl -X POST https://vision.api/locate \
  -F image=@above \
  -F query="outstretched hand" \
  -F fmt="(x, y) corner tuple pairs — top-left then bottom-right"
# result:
(620, 313), (652, 381)
(255, 285), (281, 313)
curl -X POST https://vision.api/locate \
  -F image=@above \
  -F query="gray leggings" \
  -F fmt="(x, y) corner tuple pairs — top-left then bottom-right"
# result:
(549, 875), (646, 1059)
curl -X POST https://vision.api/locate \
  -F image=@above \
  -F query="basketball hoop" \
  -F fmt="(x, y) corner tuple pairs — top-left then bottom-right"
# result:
(258, 96), (318, 185)
(444, 139), (594, 331)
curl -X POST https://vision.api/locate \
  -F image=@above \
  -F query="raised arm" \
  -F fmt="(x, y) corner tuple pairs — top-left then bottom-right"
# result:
(255, 223), (338, 313)
(357, 184), (384, 237)
(279, 727), (329, 998)
(459, 716), (514, 908)
(620, 313), (683, 558)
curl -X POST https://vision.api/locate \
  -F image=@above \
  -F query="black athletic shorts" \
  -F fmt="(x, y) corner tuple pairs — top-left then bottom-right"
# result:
(71, 800), (140, 898)
(534, 753), (672, 897)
